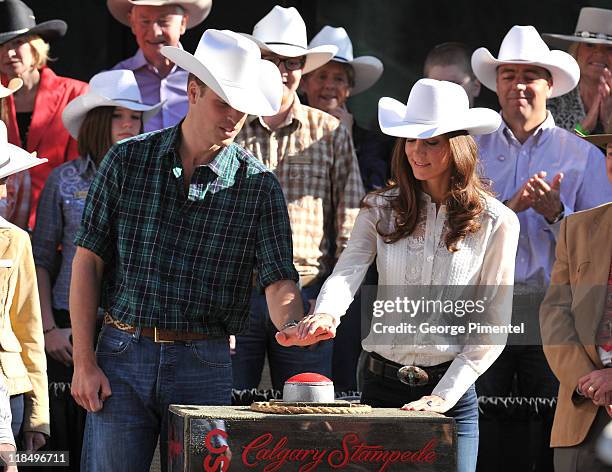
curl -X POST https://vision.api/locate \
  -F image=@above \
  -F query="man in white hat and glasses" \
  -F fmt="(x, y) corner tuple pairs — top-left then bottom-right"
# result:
(107, 0), (212, 132)
(470, 25), (612, 470)
(232, 6), (365, 392)
(69, 30), (333, 471)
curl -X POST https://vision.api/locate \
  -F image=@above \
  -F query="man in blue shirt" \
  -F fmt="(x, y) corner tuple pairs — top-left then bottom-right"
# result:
(471, 25), (612, 471)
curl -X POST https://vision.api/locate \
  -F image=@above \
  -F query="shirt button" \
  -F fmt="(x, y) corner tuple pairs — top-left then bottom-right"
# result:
(426, 255), (434, 262)
(498, 155), (505, 161)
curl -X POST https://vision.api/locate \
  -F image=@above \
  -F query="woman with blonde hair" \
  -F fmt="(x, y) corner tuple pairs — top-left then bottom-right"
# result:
(304, 79), (520, 472)
(0, 0), (87, 229)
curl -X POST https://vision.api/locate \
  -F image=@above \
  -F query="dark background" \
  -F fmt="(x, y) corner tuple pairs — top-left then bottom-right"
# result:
(24, 0), (612, 129)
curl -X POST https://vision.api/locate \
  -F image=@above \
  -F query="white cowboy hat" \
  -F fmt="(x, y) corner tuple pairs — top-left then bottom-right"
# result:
(378, 78), (501, 139)
(471, 25), (580, 98)
(62, 70), (163, 139)
(0, 121), (47, 180)
(107, 0), (211, 29)
(308, 26), (383, 95)
(243, 6), (337, 74)
(0, 78), (22, 99)
(161, 29), (282, 116)
(543, 7), (612, 48)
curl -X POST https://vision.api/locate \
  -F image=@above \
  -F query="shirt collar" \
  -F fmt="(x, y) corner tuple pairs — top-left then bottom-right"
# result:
(248, 92), (304, 132)
(499, 110), (556, 147)
(130, 43), (185, 74)
(77, 155), (97, 177)
(166, 123), (240, 184)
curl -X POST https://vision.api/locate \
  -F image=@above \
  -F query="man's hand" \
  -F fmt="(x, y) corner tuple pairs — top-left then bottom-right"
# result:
(275, 314), (336, 347)
(506, 176), (537, 213)
(578, 368), (612, 406)
(71, 362), (112, 412)
(22, 432), (45, 451)
(44, 328), (73, 366)
(524, 171), (563, 222)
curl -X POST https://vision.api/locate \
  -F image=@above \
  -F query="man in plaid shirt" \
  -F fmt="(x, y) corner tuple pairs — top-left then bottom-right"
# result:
(233, 6), (365, 390)
(69, 30), (334, 471)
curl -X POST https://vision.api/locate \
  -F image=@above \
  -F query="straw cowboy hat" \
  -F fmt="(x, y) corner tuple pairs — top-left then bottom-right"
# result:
(580, 132), (612, 149)
(308, 26), (383, 95)
(0, 121), (47, 180)
(161, 29), (282, 116)
(107, 0), (212, 29)
(543, 7), (612, 49)
(471, 25), (580, 98)
(378, 78), (501, 139)
(0, 0), (67, 45)
(62, 69), (162, 139)
(243, 6), (337, 74)
(0, 78), (23, 99)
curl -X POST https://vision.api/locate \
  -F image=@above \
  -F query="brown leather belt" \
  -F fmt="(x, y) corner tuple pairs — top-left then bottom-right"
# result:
(103, 313), (208, 343)
(366, 352), (452, 387)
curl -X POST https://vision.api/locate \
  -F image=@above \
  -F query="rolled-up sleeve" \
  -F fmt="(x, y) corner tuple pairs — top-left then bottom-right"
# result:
(255, 175), (299, 288)
(74, 148), (122, 262)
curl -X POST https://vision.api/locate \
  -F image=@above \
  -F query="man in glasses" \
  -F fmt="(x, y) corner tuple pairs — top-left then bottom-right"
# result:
(233, 5), (365, 391)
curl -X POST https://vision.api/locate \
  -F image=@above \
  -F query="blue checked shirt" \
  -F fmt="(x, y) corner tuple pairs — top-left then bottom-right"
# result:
(74, 124), (298, 335)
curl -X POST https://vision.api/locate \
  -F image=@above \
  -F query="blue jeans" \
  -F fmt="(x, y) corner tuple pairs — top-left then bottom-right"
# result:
(81, 325), (232, 472)
(361, 355), (479, 472)
(232, 283), (333, 391)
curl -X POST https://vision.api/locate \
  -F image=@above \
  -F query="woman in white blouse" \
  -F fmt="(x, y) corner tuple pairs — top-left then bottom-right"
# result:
(299, 79), (520, 472)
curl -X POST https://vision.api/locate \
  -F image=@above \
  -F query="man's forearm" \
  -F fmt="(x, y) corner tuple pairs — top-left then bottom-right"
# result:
(265, 280), (304, 331)
(69, 248), (104, 367)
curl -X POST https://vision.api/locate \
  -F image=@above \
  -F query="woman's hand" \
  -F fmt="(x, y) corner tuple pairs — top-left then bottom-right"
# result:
(401, 394), (448, 413)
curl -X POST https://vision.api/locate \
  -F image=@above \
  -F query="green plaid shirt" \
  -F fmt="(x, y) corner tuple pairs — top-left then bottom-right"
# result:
(74, 124), (298, 336)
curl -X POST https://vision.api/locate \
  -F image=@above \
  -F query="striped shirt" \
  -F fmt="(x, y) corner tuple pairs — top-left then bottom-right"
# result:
(236, 94), (364, 280)
(74, 124), (298, 336)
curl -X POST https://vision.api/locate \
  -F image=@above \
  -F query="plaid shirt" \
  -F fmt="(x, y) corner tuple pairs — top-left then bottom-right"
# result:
(236, 94), (364, 280)
(74, 124), (298, 336)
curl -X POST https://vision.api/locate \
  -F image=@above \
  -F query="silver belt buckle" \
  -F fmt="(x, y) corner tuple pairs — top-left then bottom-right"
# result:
(397, 365), (429, 386)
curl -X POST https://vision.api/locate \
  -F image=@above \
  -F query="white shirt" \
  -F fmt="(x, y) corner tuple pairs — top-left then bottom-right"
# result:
(314, 190), (520, 408)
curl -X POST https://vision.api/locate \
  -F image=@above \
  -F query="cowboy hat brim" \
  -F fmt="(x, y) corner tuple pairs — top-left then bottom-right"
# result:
(471, 47), (580, 98)
(161, 45), (282, 116)
(378, 96), (502, 139)
(0, 78), (23, 99)
(542, 33), (612, 49)
(333, 56), (383, 95)
(242, 34), (337, 74)
(0, 144), (47, 180)
(107, 0), (212, 29)
(581, 133), (612, 149)
(62, 94), (163, 139)
(0, 20), (67, 46)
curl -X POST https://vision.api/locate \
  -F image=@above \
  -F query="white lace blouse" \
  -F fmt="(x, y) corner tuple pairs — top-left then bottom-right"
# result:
(314, 189), (520, 408)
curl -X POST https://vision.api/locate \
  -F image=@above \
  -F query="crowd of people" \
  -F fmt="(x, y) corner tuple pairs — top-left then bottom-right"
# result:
(0, 1), (611, 471)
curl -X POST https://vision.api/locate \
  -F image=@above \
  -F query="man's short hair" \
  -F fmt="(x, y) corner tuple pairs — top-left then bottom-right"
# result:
(424, 42), (476, 79)
(187, 73), (207, 93)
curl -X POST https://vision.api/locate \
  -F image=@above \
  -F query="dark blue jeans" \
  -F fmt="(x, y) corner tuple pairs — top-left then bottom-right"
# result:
(81, 325), (232, 472)
(232, 283), (333, 391)
(361, 354), (479, 472)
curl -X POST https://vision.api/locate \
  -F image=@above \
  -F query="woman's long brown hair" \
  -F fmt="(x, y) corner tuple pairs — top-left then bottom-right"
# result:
(367, 132), (491, 252)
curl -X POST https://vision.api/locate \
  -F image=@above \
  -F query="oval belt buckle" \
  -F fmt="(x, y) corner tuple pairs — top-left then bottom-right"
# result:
(397, 365), (429, 386)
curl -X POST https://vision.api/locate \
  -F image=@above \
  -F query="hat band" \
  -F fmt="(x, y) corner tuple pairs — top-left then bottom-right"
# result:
(265, 41), (307, 50)
(0, 156), (10, 171)
(574, 30), (612, 41)
(334, 56), (349, 62)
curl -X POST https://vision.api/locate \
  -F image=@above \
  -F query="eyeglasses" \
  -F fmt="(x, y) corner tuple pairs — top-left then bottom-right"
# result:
(261, 55), (306, 71)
